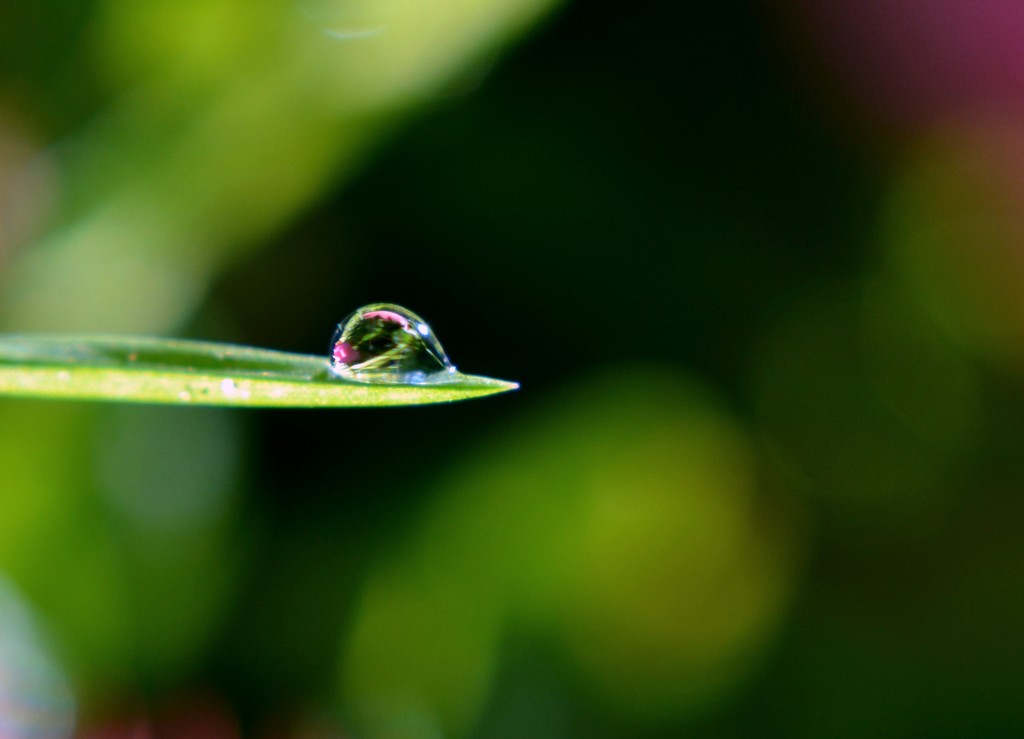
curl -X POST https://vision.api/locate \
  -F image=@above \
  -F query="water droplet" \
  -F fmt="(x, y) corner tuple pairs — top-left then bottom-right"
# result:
(330, 303), (457, 384)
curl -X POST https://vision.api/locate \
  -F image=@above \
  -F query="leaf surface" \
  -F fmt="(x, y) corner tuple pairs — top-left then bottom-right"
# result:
(0, 335), (517, 407)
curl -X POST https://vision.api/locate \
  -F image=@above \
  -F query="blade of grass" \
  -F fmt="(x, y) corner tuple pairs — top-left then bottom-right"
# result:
(0, 335), (518, 407)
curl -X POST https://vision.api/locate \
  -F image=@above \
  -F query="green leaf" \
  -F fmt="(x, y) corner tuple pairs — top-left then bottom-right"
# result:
(0, 335), (518, 407)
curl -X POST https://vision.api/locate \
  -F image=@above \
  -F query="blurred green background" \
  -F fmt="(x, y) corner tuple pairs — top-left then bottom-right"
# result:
(2, 0), (1024, 736)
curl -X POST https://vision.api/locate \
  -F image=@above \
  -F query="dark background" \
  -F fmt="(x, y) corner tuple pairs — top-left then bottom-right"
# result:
(2, 0), (1023, 737)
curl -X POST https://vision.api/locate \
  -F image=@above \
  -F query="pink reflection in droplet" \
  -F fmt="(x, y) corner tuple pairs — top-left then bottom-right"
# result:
(332, 341), (358, 364)
(362, 310), (409, 328)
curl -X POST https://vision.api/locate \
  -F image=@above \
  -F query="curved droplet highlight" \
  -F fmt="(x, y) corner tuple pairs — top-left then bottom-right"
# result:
(330, 303), (457, 384)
